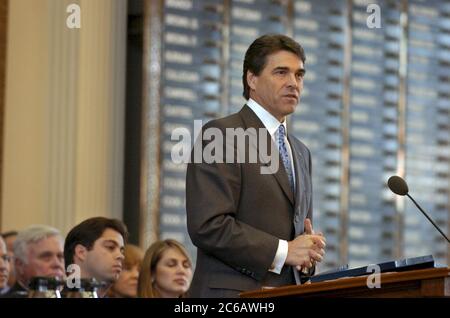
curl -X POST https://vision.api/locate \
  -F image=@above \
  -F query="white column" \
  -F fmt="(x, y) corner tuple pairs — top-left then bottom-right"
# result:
(1, 0), (127, 234)
(74, 0), (127, 227)
(46, 0), (80, 234)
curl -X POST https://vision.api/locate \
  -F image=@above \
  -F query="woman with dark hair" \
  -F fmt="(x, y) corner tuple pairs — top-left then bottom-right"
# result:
(137, 239), (192, 298)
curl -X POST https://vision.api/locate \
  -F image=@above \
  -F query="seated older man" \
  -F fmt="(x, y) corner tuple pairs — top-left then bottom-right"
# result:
(4, 225), (65, 297)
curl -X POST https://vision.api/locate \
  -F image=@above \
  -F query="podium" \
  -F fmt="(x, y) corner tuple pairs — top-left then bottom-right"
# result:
(240, 267), (450, 298)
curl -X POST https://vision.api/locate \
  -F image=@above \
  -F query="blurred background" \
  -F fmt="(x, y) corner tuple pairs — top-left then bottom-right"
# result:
(0, 0), (449, 273)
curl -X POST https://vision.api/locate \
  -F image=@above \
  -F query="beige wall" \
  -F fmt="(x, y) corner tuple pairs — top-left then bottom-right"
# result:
(1, 0), (127, 235)
(0, 0), (9, 231)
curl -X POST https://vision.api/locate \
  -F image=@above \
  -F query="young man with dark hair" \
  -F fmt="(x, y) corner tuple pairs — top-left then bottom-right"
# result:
(64, 217), (128, 297)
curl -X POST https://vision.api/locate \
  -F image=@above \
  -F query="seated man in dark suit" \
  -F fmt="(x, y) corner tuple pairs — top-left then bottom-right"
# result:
(186, 34), (326, 297)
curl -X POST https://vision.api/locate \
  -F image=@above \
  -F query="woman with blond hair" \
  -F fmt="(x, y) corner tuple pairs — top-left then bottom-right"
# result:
(137, 239), (192, 298)
(108, 244), (144, 298)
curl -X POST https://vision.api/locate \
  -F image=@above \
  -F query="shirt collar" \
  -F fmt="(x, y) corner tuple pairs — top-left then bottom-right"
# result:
(247, 98), (287, 137)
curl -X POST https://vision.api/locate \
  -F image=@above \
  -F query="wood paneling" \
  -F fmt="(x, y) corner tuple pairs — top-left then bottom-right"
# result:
(240, 267), (450, 298)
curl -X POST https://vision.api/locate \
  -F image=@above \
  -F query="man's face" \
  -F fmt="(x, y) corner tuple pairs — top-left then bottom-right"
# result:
(16, 235), (65, 285)
(0, 239), (10, 290)
(247, 50), (305, 122)
(83, 228), (125, 284)
(4, 235), (16, 288)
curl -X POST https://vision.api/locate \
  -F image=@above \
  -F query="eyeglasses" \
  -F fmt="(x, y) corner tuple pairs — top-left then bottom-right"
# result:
(0, 254), (12, 262)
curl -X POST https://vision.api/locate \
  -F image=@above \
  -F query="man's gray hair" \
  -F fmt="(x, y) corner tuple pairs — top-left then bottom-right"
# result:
(13, 225), (62, 264)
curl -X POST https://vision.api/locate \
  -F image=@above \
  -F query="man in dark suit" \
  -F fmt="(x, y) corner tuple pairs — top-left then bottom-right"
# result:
(186, 34), (326, 297)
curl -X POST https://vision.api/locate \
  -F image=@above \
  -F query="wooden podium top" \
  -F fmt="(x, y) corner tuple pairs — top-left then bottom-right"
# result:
(240, 267), (450, 298)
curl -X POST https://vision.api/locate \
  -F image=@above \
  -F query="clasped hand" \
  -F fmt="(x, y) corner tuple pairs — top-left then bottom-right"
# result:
(285, 218), (326, 272)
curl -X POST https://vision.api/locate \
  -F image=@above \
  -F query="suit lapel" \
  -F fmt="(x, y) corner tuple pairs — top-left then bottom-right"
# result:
(239, 105), (294, 205)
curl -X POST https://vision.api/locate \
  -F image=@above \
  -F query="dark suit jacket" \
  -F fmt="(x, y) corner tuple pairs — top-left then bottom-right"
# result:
(1, 282), (28, 298)
(186, 105), (313, 297)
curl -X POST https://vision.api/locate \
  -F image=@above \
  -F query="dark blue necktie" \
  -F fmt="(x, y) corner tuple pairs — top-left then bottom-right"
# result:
(278, 125), (295, 193)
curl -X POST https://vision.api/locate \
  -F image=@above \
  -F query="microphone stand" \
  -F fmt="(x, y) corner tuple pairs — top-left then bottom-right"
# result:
(407, 194), (450, 243)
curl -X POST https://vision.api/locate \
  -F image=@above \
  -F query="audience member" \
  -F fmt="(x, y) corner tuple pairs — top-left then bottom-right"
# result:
(108, 244), (143, 298)
(5, 225), (65, 297)
(1, 231), (17, 287)
(0, 236), (11, 295)
(64, 217), (128, 297)
(138, 239), (192, 298)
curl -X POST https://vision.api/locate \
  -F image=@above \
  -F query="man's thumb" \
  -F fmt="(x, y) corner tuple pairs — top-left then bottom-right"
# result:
(304, 218), (314, 234)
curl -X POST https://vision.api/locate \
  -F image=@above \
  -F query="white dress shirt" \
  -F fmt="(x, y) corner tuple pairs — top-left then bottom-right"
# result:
(247, 98), (295, 274)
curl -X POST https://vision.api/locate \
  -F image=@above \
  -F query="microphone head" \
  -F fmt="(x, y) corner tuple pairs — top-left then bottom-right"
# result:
(388, 176), (409, 196)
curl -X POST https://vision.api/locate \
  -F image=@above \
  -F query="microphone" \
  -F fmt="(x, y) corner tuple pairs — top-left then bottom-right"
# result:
(388, 176), (450, 244)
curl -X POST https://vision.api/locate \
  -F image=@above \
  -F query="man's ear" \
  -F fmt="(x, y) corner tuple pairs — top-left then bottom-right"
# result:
(74, 244), (88, 262)
(247, 70), (258, 91)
